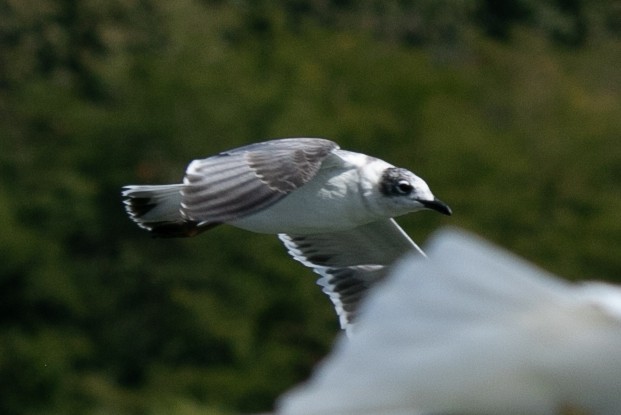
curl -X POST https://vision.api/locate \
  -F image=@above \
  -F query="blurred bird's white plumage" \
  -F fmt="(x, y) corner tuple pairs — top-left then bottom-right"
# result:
(277, 228), (621, 415)
(122, 138), (451, 330)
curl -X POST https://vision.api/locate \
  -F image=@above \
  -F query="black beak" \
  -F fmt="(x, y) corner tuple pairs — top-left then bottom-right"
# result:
(420, 198), (452, 216)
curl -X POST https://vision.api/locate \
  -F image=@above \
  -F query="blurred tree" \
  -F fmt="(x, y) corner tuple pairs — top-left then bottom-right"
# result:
(0, 0), (620, 414)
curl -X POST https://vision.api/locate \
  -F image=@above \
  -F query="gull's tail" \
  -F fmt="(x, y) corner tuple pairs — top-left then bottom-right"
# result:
(122, 184), (214, 237)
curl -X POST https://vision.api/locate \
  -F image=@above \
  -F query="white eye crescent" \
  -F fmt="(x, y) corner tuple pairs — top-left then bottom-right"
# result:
(396, 180), (413, 194)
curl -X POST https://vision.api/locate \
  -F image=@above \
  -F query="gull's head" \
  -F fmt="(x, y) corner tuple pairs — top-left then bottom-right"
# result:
(378, 167), (452, 217)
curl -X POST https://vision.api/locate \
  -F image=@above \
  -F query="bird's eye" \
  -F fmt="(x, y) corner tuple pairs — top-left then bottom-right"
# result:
(396, 180), (413, 194)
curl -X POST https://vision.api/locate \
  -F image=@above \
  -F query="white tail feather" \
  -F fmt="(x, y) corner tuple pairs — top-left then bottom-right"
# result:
(122, 184), (185, 231)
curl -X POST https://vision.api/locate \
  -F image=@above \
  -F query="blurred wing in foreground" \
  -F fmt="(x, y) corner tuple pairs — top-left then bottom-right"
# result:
(277, 228), (621, 415)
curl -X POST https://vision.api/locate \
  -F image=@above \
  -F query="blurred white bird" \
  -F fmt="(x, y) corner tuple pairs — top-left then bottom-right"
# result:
(277, 228), (621, 415)
(122, 138), (451, 331)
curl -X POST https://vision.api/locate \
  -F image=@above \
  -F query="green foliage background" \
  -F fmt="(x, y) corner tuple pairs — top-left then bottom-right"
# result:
(1, 0), (620, 414)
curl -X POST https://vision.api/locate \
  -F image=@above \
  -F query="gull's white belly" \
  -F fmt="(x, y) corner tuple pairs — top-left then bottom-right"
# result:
(228, 168), (377, 234)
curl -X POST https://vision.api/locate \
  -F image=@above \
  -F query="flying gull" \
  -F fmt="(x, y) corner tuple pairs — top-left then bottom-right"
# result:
(122, 137), (451, 331)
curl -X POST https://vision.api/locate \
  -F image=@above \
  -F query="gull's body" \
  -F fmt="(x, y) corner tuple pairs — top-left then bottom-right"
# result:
(122, 138), (451, 330)
(228, 150), (401, 234)
(277, 229), (621, 415)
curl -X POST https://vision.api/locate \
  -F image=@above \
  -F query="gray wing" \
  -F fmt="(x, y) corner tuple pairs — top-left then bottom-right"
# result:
(279, 219), (426, 333)
(181, 138), (338, 223)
